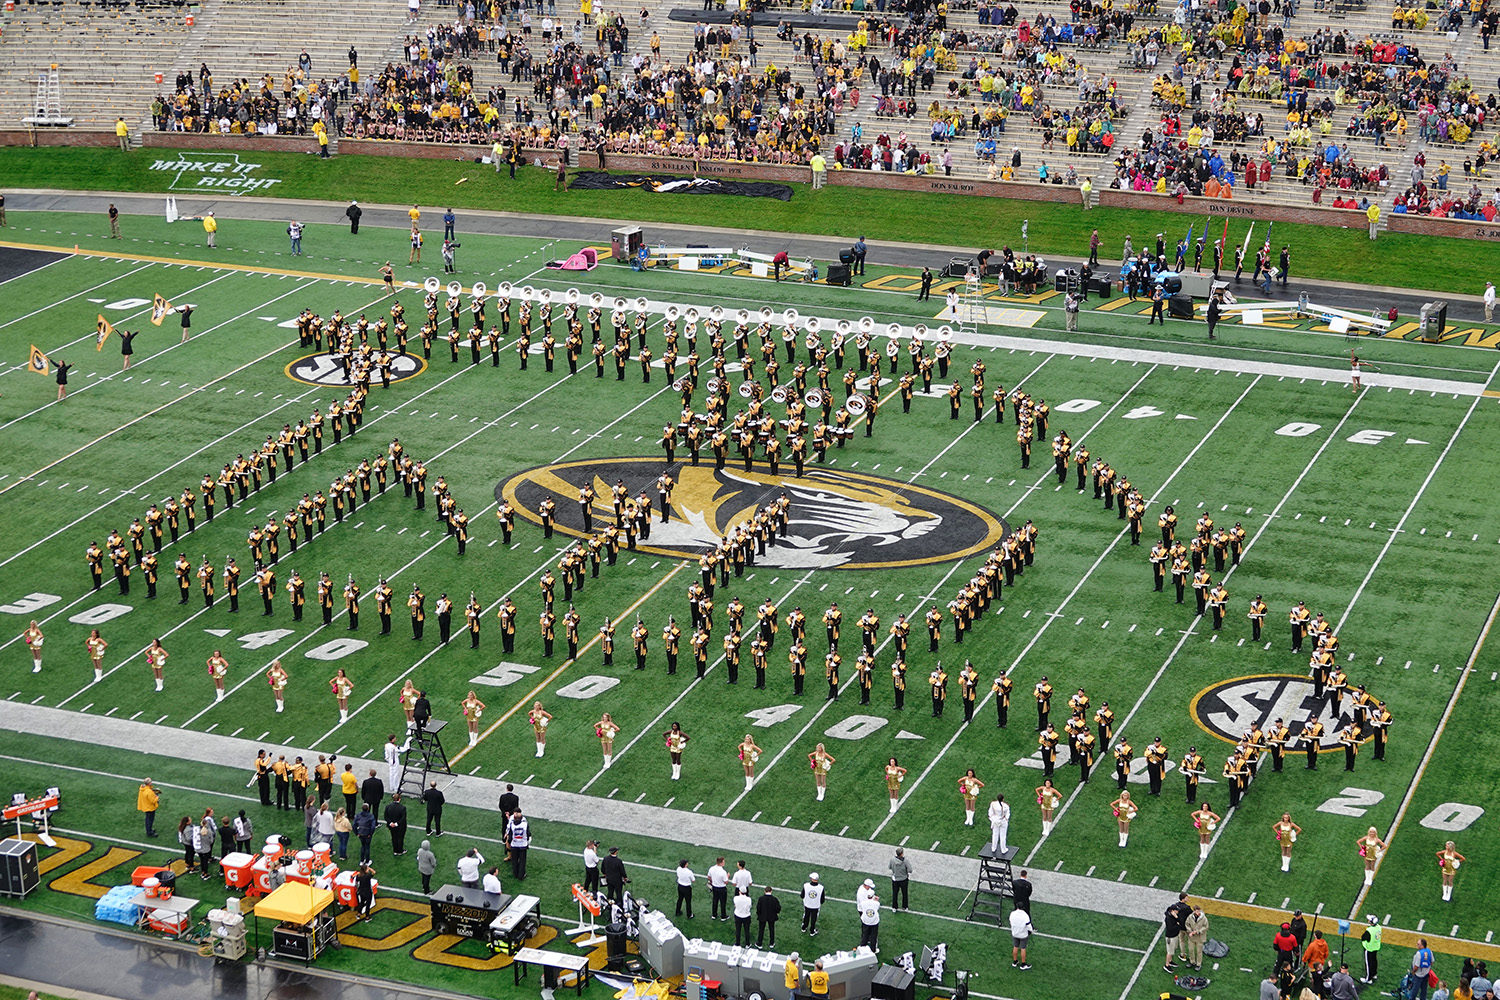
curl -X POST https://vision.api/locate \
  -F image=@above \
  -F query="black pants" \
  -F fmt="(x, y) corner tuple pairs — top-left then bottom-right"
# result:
(712, 885), (728, 919)
(801, 906), (818, 932)
(891, 879), (908, 910)
(426, 809), (442, 834)
(390, 826), (406, 854)
(757, 919), (777, 947)
(677, 885), (693, 917)
(735, 915), (752, 944)
(1364, 949), (1378, 981)
(584, 866), (600, 894)
(510, 846), (527, 879)
(859, 922), (879, 951)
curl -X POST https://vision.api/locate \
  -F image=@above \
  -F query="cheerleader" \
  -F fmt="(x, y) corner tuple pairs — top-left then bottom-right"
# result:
(596, 712), (620, 769)
(737, 733), (763, 789)
(206, 650), (229, 702)
(265, 659), (289, 713)
(21, 621), (43, 673)
(1036, 778), (1061, 835)
(883, 757), (906, 814)
(1272, 812), (1301, 871)
(1355, 826), (1387, 886)
(939, 760), (976, 822)
(330, 668), (354, 723)
(1110, 790), (1138, 847)
(809, 743), (836, 801)
(664, 722), (690, 780)
(1193, 803), (1221, 860)
(461, 690), (486, 747)
(145, 638), (169, 691)
(528, 701), (552, 757)
(398, 680), (419, 727)
(1436, 840), (1466, 901)
(85, 629), (108, 682)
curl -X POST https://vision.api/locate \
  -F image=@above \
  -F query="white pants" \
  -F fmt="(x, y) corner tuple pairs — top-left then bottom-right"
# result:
(990, 821), (1008, 852)
(388, 765), (401, 790)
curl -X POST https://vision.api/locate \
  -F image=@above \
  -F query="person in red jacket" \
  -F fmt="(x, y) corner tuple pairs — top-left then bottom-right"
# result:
(1273, 923), (1300, 974)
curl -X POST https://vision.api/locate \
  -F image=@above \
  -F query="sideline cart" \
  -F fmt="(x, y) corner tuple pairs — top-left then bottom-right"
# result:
(254, 881), (337, 963)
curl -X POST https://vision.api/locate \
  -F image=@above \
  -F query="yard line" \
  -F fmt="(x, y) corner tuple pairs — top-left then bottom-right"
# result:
(0, 272), (307, 433)
(0, 260), (157, 336)
(1333, 361), (1500, 636)
(862, 365), (1173, 837)
(1030, 382), (1366, 864)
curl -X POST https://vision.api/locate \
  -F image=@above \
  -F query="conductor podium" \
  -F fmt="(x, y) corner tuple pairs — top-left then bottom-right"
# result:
(397, 719), (452, 798)
(965, 845), (1015, 925)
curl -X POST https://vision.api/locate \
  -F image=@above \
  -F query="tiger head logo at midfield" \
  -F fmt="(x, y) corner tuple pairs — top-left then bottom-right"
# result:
(499, 458), (1007, 571)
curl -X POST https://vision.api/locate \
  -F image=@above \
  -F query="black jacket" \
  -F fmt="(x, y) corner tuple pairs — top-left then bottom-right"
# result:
(412, 696), (431, 726)
(756, 893), (782, 922)
(361, 775), (384, 808)
(1011, 877), (1033, 910)
(346, 204), (362, 222)
(498, 790), (519, 814)
(422, 786), (446, 813)
(384, 800), (407, 831)
(602, 854), (628, 886)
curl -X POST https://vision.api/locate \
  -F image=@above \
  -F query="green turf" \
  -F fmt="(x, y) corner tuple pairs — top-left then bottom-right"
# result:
(2, 214), (1499, 1000)
(0, 145), (1495, 294)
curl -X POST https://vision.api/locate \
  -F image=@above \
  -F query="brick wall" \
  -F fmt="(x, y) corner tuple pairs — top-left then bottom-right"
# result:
(828, 170), (1083, 201)
(0, 129), (118, 147)
(1097, 188), (1363, 227)
(1384, 213), (1500, 241)
(141, 132), (318, 154)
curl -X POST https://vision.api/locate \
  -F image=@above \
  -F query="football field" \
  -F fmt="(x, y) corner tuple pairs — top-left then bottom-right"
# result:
(3, 207), (1500, 999)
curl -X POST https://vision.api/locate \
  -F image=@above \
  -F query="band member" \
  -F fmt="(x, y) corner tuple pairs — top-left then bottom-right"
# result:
(1339, 722), (1361, 772)
(1144, 736), (1168, 795)
(409, 586), (426, 640)
(992, 672), (1012, 727)
(929, 662), (948, 717)
(86, 628), (107, 682)
(1248, 594), (1267, 641)
(891, 658), (906, 710)
(145, 638), (169, 692)
(1436, 840), (1466, 901)
(266, 660), (289, 713)
(1299, 717), (1325, 770)
(21, 621), (43, 673)
(330, 668), (354, 723)
(1035, 675), (1053, 731)
(207, 650), (229, 702)
(1192, 803), (1221, 860)
(435, 592), (454, 644)
(1356, 826), (1387, 887)
(1369, 701), (1391, 761)
(883, 757), (906, 814)
(664, 722), (690, 780)
(1109, 791), (1138, 848)
(958, 769), (984, 826)
(1180, 744), (1203, 802)
(467, 594), (483, 648)
(808, 743), (836, 801)
(596, 713), (620, 768)
(1036, 778), (1061, 836)
(461, 691), (486, 747)
(1272, 813), (1301, 871)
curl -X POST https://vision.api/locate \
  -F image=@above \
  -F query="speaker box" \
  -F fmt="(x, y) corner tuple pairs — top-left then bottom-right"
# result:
(0, 839), (39, 899)
(1168, 293), (1196, 320)
(827, 264), (852, 286)
(871, 964), (915, 1000)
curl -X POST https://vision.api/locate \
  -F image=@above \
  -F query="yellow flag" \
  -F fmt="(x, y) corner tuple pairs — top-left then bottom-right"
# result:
(27, 345), (49, 376)
(150, 293), (173, 326)
(95, 314), (115, 351)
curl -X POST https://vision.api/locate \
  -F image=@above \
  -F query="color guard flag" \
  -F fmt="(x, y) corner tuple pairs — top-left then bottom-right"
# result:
(95, 314), (115, 351)
(27, 345), (49, 376)
(150, 293), (173, 326)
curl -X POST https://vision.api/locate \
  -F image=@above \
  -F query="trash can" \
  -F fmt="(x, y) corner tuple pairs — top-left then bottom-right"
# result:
(605, 921), (629, 972)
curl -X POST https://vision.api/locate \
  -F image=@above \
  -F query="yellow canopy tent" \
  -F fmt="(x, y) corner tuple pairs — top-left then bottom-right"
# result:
(252, 881), (337, 962)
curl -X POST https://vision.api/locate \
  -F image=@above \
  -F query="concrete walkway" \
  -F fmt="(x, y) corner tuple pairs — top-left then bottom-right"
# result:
(0, 701), (1176, 923)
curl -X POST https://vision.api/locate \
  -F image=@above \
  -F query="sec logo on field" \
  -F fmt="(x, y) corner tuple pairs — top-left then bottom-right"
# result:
(1190, 674), (1353, 751)
(286, 352), (425, 387)
(499, 457), (1008, 570)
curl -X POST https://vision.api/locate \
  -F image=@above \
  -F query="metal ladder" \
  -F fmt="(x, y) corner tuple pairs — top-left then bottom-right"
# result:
(25, 66), (72, 126)
(956, 272), (984, 334)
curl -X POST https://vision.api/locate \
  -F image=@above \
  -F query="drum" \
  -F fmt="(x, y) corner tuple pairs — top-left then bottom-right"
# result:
(770, 384), (788, 404)
(739, 381), (756, 399)
(846, 394), (868, 416)
(805, 389), (825, 408)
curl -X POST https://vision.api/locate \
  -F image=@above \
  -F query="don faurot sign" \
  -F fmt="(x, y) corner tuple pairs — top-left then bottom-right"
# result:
(150, 153), (283, 194)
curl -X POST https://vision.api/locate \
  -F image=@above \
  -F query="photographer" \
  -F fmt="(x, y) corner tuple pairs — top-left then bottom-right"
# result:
(442, 239), (459, 274)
